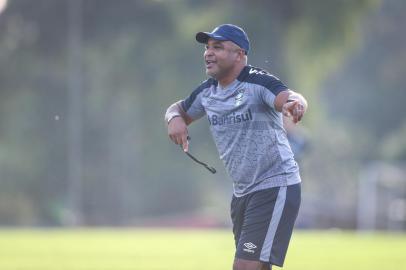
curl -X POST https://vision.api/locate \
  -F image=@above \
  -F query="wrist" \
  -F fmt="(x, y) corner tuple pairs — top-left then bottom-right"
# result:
(167, 114), (181, 124)
(287, 94), (307, 109)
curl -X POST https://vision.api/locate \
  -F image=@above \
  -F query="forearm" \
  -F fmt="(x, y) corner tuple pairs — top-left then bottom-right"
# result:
(165, 100), (191, 152)
(274, 90), (308, 112)
(164, 100), (193, 125)
(274, 89), (308, 123)
(287, 91), (308, 110)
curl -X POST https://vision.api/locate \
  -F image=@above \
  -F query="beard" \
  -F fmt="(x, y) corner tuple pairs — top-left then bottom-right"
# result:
(205, 62), (234, 80)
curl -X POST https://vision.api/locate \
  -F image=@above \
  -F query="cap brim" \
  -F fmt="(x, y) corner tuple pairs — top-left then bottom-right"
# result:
(196, 32), (228, 44)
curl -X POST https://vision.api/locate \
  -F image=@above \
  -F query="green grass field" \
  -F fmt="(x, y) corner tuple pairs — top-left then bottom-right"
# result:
(0, 229), (405, 270)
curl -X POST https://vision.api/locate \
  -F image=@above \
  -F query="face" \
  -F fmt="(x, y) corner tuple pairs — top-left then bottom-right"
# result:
(204, 39), (243, 80)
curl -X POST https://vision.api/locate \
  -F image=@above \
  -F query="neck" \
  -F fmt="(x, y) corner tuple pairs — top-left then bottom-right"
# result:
(218, 64), (245, 88)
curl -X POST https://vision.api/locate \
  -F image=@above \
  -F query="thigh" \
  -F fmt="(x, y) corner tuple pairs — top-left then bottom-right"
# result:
(230, 194), (246, 248)
(235, 187), (280, 262)
(233, 258), (271, 270)
(235, 184), (301, 267)
(267, 183), (301, 266)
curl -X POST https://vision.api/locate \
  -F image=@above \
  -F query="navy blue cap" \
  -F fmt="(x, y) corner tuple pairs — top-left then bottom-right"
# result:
(196, 24), (250, 55)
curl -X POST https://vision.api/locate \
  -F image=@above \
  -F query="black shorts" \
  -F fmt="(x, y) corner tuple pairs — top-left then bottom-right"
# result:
(231, 183), (301, 267)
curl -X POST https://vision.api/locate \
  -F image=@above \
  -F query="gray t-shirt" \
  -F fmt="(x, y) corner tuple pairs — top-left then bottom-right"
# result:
(181, 65), (301, 197)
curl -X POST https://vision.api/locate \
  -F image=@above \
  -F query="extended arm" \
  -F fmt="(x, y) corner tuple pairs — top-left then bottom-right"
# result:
(164, 100), (194, 152)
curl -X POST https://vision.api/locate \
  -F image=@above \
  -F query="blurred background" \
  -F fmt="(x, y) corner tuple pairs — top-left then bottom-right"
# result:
(0, 0), (405, 231)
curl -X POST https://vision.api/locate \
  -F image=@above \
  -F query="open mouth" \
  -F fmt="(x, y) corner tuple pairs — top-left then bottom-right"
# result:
(205, 59), (216, 69)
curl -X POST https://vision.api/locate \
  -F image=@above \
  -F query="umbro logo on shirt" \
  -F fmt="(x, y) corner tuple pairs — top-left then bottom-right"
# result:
(207, 98), (217, 105)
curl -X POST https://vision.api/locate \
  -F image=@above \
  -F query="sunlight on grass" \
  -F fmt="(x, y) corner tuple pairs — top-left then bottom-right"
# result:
(0, 229), (404, 270)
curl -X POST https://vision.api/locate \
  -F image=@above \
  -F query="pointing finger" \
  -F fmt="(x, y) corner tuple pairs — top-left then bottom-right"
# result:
(181, 134), (189, 152)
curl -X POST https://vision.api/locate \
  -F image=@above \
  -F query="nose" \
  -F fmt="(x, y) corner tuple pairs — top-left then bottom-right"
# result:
(204, 47), (214, 58)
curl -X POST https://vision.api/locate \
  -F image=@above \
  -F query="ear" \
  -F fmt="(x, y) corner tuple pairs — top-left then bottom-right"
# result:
(237, 50), (244, 62)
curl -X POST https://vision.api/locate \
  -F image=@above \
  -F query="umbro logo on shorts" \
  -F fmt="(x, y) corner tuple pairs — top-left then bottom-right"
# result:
(243, 242), (257, 253)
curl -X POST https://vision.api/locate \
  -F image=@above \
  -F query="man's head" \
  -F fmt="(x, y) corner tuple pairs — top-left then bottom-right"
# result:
(196, 24), (250, 55)
(195, 24), (249, 83)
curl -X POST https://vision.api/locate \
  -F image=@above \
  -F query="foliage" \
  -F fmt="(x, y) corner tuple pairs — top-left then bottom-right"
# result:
(1, 0), (405, 227)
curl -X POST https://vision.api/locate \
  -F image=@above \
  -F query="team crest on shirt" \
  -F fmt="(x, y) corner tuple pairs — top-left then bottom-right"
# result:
(235, 89), (245, 106)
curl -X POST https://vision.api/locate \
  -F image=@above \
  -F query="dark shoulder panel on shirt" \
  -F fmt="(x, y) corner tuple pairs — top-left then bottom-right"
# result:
(237, 65), (288, 96)
(181, 78), (217, 112)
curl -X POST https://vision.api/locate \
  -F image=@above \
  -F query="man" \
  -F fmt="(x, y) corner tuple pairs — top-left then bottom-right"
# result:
(164, 24), (307, 270)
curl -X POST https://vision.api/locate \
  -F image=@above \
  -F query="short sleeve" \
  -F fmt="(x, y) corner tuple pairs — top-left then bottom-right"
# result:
(259, 75), (288, 109)
(181, 79), (214, 120)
